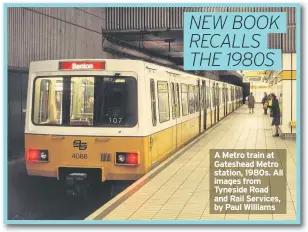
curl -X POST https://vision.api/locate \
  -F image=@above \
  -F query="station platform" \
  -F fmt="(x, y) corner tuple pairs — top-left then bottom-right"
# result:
(86, 105), (297, 221)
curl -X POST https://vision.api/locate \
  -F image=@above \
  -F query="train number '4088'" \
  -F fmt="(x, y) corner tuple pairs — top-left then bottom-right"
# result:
(72, 153), (88, 159)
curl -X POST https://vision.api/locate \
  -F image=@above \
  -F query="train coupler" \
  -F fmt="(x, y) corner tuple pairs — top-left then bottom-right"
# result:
(65, 173), (90, 198)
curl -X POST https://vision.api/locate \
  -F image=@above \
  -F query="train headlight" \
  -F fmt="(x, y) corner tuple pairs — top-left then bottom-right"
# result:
(118, 154), (126, 163)
(116, 152), (139, 166)
(27, 149), (49, 162)
(40, 151), (48, 161)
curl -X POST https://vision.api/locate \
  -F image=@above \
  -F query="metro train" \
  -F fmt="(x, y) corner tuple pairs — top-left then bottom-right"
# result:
(24, 59), (243, 196)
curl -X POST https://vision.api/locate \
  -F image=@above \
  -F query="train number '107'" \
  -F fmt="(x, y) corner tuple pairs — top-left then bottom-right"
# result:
(72, 153), (88, 159)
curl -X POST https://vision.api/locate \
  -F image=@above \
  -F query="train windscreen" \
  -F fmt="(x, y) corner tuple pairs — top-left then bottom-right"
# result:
(32, 76), (137, 127)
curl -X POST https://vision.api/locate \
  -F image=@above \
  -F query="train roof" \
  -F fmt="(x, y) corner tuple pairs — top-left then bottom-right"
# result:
(29, 59), (242, 88)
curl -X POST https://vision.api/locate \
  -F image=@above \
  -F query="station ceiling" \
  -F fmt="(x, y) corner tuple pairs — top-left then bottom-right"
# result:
(101, 7), (249, 83)
(103, 29), (244, 84)
(103, 30), (184, 66)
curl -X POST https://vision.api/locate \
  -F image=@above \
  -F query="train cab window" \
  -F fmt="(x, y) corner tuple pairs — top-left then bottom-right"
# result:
(39, 79), (50, 122)
(188, 85), (195, 114)
(33, 76), (137, 127)
(175, 83), (180, 118)
(157, 81), (170, 123)
(150, 79), (157, 126)
(70, 77), (94, 126)
(181, 84), (188, 116)
(33, 77), (63, 125)
(95, 76), (137, 127)
(171, 83), (176, 119)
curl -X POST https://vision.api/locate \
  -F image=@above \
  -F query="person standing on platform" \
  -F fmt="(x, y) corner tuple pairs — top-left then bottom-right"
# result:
(268, 93), (281, 137)
(247, 92), (255, 113)
(262, 92), (269, 115)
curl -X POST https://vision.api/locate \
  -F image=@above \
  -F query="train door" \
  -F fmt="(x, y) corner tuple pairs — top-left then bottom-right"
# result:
(208, 80), (212, 127)
(216, 83), (220, 122)
(175, 81), (182, 147)
(221, 84), (224, 117)
(232, 87), (235, 111)
(207, 81), (211, 128)
(148, 68), (159, 168)
(234, 87), (236, 111)
(198, 79), (203, 133)
(212, 82), (216, 124)
(236, 88), (239, 108)
(171, 74), (182, 148)
(202, 80), (206, 130)
(223, 84), (226, 117)
(169, 73), (179, 150)
(225, 85), (228, 115)
(225, 85), (227, 115)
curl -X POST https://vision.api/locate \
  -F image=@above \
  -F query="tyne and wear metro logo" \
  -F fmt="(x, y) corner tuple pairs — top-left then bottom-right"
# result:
(73, 140), (87, 150)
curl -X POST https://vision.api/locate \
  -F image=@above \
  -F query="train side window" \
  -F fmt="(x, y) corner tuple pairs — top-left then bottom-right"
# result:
(204, 86), (207, 109)
(195, 85), (200, 112)
(220, 88), (222, 104)
(175, 83), (180, 118)
(171, 82), (176, 119)
(181, 84), (188, 116)
(206, 86), (210, 109)
(150, 79), (157, 126)
(227, 87), (229, 101)
(203, 85), (207, 110)
(205, 86), (208, 109)
(200, 85), (204, 110)
(188, 85), (195, 114)
(212, 85), (215, 106)
(157, 81), (170, 123)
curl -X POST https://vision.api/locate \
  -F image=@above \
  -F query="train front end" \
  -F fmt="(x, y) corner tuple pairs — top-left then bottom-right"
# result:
(24, 59), (148, 196)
